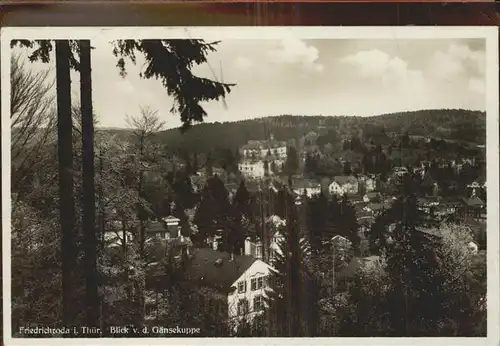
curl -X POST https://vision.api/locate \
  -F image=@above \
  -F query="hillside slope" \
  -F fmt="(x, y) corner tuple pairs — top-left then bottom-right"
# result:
(151, 109), (485, 153)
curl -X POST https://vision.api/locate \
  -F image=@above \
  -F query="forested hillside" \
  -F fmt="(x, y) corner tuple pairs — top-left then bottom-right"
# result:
(149, 109), (485, 155)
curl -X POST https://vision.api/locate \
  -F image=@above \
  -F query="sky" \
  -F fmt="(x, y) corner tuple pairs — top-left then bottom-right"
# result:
(13, 37), (486, 129)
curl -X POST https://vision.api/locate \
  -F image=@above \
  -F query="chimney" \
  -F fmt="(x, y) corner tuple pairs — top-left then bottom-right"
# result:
(244, 237), (252, 256)
(255, 240), (263, 260)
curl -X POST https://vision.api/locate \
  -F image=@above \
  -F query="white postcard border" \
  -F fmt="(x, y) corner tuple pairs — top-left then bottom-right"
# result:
(1, 25), (499, 346)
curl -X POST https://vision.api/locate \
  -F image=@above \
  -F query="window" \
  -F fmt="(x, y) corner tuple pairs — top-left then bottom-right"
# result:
(238, 281), (247, 294)
(238, 299), (249, 316)
(253, 295), (264, 311)
(251, 277), (264, 291)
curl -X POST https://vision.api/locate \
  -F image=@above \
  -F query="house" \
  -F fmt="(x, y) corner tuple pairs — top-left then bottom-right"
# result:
(332, 235), (352, 261)
(244, 237), (263, 260)
(363, 202), (388, 216)
(329, 176), (359, 196)
(181, 248), (276, 331)
(435, 198), (461, 219)
(394, 166), (408, 177)
(358, 175), (376, 193)
(467, 181), (485, 197)
(347, 194), (365, 205)
(238, 160), (266, 179)
(241, 133), (288, 161)
(461, 194), (486, 219)
(417, 197), (441, 215)
(291, 179), (322, 198)
(363, 192), (381, 203)
(144, 216), (182, 241)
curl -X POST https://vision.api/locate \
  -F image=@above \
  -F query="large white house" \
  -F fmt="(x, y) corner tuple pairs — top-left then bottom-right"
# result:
(238, 160), (266, 178)
(241, 134), (288, 161)
(238, 159), (285, 179)
(182, 248), (276, 332)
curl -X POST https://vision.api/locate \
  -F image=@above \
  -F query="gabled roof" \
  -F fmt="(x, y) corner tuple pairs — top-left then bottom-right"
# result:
(462, 196), (485, 207)
(292, 179), (321, 190)
(183, 248), (256, 292)
(333, 175), (358, 185)
(364, 192), (380, 199)
(347, 194), (364, 202)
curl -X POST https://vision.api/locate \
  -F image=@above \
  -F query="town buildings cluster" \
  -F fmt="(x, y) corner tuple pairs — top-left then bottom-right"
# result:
(102, 131), (487, 332)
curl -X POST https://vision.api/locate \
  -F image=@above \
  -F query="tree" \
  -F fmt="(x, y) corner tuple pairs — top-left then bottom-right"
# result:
(79, 39), (99, 327)
(304, 152), (319, 176)
(112, 39), (234, 131)
(266, 191), (319, 336)
(306, 192), (330, 253)
(10, 54), (56, 195)
(127, 106), (165, 258)
(12, 37), (235, 333)
(233, 180), (252, 219)
(205, 151), (213, 177)
(55, 40), (78, 331)
(283, 146), (299, 176)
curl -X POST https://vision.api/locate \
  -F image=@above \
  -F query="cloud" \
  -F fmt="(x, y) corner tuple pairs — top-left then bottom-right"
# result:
(340, 49), (408, 78)
(427, 43), (485, 82)
(339, 49), (425, 91)
(268, 39), (324, 73)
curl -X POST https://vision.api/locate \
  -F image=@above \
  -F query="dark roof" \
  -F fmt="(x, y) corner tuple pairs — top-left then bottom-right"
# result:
(365, 192), (380, 199)
(336, 258), (363, 279)
(462, 196), (485, 207)
(347, 194), (363, 202)
(145, 221), (166, 233)
(292, 179), (321, 190)
(418, 196), (441, 205)
(183, 248), (256, 291)
(367, 203), (385, 211)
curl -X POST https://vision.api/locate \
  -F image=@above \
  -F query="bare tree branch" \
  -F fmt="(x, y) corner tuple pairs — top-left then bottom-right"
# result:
(10, 53), (56, 192)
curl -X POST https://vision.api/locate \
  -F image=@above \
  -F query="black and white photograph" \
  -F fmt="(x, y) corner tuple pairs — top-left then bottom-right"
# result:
(1, 26), (499, 344)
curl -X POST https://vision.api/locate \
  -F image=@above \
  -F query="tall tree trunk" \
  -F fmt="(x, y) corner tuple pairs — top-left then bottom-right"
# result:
(55, 40), (77, 331)
(79, 39), (99, 328)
